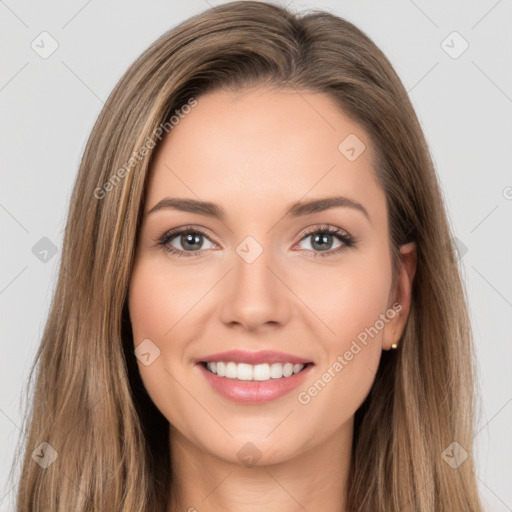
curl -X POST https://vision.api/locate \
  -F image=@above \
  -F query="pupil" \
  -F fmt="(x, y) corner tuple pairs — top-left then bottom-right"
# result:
(182, 233), (202, 250)
(312, 233), (333, 251)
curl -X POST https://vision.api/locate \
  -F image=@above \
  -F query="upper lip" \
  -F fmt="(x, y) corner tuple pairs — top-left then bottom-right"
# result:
(196, 350), (313, 365)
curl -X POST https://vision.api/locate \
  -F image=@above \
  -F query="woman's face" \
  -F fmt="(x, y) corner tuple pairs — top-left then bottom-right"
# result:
(128, 86), (415, 465)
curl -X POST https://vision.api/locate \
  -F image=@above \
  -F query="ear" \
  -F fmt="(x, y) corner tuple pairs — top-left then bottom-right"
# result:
(383, 242), (417, 350)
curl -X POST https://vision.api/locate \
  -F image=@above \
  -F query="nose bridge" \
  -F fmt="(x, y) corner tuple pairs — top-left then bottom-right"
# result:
(235, 241), (273, 292)
(219, 234), (290, 329)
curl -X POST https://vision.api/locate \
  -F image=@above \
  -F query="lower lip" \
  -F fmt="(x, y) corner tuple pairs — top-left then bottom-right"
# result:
(197, 363), (314, 404)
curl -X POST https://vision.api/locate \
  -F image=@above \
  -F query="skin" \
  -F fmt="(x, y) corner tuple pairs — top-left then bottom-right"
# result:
(128, 86), (417, 512)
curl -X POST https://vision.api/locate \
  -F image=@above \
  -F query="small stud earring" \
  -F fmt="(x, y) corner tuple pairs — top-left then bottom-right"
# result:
(390, 330), (397, 349)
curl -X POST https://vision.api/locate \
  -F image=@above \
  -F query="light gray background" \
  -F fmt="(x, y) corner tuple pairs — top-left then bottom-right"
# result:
(1, 1), (511, 510)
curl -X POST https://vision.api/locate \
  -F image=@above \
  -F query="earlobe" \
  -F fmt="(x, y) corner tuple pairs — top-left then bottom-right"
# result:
(384, 242), (417, 350)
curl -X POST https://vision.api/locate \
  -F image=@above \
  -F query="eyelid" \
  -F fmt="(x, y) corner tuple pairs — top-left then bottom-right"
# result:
(298, 223), (351, 239)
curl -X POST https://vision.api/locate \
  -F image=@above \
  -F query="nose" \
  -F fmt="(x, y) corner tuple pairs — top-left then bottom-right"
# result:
(218, 245), (291, 332)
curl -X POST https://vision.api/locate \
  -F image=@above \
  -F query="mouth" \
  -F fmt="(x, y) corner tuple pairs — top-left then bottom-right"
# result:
(196, 360), (315, 404)
(194, 349), (315, 403)
(199, 360), (315, 382)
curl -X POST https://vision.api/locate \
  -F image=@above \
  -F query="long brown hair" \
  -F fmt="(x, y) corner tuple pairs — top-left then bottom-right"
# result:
(13, 2), (484, 510)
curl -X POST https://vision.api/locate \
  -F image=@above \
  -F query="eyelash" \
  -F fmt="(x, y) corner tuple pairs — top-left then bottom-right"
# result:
(156, 224), (356, 259)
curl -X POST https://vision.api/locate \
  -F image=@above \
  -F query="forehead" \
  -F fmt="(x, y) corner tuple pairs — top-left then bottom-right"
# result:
(144, 87), (386, 228)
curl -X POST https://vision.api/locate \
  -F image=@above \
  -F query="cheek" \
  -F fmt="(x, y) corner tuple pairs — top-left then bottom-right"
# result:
(298, 250), (391, 416)
(294, 250), (391, 411)
(128, 266), (163, 345)
(127, 260), (194, 425)
(302, 252), (392, 348)
(128, 257), (202, 344)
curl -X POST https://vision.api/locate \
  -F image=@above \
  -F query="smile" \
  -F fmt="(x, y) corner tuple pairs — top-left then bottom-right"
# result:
(202, 361), (310, 381)
(197, 360), (314, 404)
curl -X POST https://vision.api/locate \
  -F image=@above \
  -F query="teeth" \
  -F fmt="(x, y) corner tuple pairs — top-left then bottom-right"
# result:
(205, 361), (306, 381)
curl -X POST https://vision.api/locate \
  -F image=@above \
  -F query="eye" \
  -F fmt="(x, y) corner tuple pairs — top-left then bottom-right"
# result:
(156, 224), (356, 259)
(157, 226), (216, 258)
(295, 225), (355, 258)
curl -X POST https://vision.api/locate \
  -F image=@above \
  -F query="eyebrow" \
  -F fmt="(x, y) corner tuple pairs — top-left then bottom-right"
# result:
(147, 196), (371, 223)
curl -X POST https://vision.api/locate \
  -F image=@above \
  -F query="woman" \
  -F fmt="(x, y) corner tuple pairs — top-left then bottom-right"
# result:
(14, 1), (485, 511)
